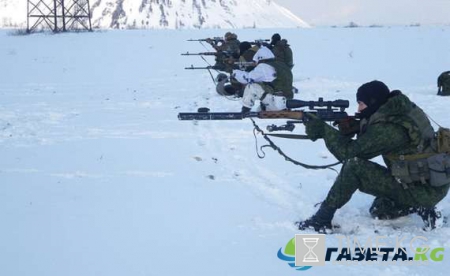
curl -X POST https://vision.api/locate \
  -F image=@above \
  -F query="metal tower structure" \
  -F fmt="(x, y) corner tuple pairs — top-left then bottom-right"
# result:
(27, 0), (92, 32)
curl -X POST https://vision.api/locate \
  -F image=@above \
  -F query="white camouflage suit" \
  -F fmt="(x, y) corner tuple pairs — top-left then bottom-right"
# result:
(232, 46), (287, 111)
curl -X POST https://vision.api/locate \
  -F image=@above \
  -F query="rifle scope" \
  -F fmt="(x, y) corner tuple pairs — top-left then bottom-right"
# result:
(286, 97), (349, 110)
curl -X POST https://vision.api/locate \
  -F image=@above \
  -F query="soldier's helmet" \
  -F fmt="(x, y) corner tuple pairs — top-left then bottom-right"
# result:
(271, 33), (281, 45)
(252, 46), (275, 63)
(225, 32), (237, 41)
(239, 41), (252, 54)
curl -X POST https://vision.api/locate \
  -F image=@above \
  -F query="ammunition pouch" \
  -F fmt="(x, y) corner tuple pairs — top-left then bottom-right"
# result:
(390, 153), (450, 187)
(429, 153), (450, 187)
(437, 127), (450, 153)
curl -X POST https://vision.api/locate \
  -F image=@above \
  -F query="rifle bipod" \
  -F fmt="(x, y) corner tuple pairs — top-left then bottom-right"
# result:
(250, 118), (341, 171)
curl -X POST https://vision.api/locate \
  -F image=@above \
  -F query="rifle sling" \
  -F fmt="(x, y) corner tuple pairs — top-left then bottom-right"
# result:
(200, 56), (219, 85)
(250, 119), (340, 171)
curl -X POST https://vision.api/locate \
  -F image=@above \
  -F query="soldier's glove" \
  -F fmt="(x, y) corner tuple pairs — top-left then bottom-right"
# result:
(304, 114), (326, 141)
(333, 117), (360, 137)
(241, 106), (251, 114)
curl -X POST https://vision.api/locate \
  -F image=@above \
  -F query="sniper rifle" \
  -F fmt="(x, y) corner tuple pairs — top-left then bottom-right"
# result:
(178, 98), (353, 170)
(178, 98), (350, 133)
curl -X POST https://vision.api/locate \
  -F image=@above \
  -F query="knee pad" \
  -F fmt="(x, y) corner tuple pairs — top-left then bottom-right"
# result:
(262, 95), (286, 111)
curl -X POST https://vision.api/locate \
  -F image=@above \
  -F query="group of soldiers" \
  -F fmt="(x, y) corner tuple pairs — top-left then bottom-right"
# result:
(184, 33), (450, 233)
(205, 32), (293, 71)
(186, 32), (295, 112)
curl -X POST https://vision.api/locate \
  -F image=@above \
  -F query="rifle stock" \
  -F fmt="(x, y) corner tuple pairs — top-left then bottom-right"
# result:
(258, 110), (305, 120)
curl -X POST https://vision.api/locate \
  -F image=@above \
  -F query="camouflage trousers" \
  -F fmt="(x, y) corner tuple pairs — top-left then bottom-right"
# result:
(323, 158), (450, 212)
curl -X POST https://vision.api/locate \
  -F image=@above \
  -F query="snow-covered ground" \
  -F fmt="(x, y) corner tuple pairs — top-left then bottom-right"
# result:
(0, 27), (449, 275)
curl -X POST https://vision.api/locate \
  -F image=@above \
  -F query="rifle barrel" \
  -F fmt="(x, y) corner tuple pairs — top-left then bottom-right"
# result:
(184, 65), (223, 70)
(185, 66), (209, 70)
(178, 112), (256, 120)
(184, 62), (255, 70)
(187, 37), (224, 42)
(181, 52), (217, 56)
(177, 111), (304, 121)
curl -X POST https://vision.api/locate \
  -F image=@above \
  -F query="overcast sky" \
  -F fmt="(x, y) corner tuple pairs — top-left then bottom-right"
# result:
(276, 0), (450, 26)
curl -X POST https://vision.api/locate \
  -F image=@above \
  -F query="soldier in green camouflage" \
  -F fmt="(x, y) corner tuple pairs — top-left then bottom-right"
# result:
(239, 41), (259, 66)
(297, 80), (450, 233)
(207, 32), (240, 71)
(269, 33), (294, 70)
(233, 46), (293, 112)
(216, 41), (260, 98)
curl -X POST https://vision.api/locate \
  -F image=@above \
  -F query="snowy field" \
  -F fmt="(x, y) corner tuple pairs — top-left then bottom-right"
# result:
(0, 26), (450, 275)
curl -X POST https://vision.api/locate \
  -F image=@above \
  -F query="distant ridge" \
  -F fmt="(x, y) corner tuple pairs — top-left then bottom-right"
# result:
(0, 0), (310, 29)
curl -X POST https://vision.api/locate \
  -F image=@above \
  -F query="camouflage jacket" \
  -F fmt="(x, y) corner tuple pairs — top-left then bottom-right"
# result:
(217, 39), (240, 57)
(272, 39), (294, 69)
(321, 92), (435, 166)
(239, 45), (259, 63)
(262, 59), (293, 99)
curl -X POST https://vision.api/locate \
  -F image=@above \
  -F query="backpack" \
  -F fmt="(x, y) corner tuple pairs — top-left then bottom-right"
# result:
(437, 71), (450, 96)
(390, 127), (450, 187)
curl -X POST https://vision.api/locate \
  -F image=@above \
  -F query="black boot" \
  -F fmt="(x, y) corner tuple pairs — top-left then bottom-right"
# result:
(416, 207), (445, 230)
(296, 204), (336, 234)
(369, 197), (416, 220)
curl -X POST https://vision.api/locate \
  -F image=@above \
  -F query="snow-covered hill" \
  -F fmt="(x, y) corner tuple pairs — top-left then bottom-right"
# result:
(0, 0), (310, 29)
(0, 27), (450, 275)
